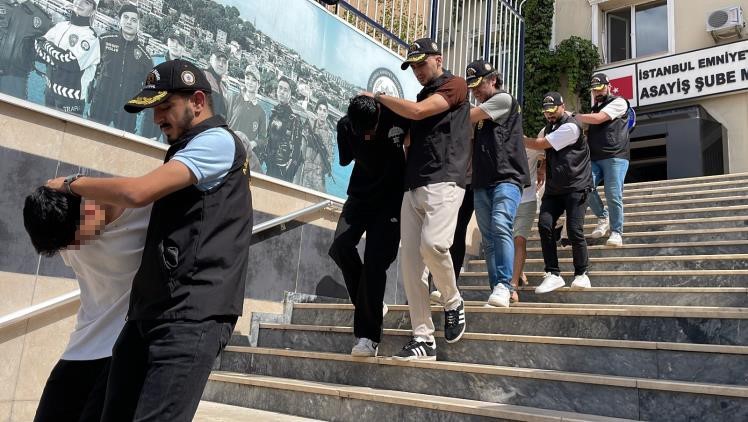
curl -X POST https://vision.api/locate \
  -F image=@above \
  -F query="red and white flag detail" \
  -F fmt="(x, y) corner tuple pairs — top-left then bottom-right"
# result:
(609, 75), (635, 101)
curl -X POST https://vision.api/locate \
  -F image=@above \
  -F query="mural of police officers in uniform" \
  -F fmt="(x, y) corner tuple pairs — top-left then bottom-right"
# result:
(88, 4), (151, 133)
(226, 63), (267, 159)
(34, 0), (100, 115)
(0, 0), (50, 98)
(204, 45), (229, 117)
(297, 97), (334, 192)
(263, 75), (305, 182)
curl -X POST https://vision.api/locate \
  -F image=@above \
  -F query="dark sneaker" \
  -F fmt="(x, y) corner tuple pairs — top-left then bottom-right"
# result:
(392, 338), (436, 361)
(444, 300), (466, 343)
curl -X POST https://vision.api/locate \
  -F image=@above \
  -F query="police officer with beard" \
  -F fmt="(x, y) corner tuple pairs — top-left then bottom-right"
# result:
(89, 4), (152, 132)
(35, 0), (100, 115)
(0, 0), (50, 98)
(263, 75), (305, 181)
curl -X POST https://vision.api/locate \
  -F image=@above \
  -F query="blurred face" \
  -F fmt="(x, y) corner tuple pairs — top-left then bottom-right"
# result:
(592, 85), (609, 103)
(153, 94), (196, 143)
(244, 74), (259, 93)
(410, 55), (442, 86)
(73, 200), (105, 245)
(544, 105), (565, 124)
(316, 103), (328, 122)
(120, 12), (139, 38)
(73, 0), (95, 17)
(470, 75), (497, 103)
(167, 38), (183, 58)
(276, 80), (291, 104)
(210, 54), (229, 76)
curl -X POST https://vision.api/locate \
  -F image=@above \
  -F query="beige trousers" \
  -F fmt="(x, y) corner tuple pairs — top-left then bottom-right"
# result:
(400, 182), (465, 343)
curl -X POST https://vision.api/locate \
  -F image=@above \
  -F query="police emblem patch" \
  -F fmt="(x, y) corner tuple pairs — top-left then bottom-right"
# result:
(145, 70), (159, 87)
(134, 49), (142, 60)
(81, 40), (90, 51)
(33, 16), (42, 28)
(68, 34), (79, 48)
(466, 68), (476, 76)
(431, 42), (438, 51)
(181, 71), (195, 86)
(484, 63), (492, 71)
(252, 122), (259, 132)
(0, 8), (6, 15)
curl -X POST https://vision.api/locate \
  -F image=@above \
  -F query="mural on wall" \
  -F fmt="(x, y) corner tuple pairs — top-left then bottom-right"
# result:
(0, 0), (420, 198)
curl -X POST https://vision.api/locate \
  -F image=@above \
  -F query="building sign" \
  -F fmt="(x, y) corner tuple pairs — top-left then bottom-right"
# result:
(596, 39), (748, 108)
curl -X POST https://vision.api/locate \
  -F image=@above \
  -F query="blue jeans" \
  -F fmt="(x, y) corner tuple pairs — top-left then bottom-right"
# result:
(588, 158), (629, 234)
(474, 183), (521, 291)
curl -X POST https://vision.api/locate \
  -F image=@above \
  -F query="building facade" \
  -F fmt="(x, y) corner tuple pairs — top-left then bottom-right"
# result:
(554, 0), (748, 180)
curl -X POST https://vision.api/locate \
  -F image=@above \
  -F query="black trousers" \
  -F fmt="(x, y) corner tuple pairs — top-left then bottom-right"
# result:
(328, 195), (402, 343)
(100, 317), (236, 422)
(450, 184), (474, 280)
(34, 357), (110, 422)
(538, 190), (589, 276)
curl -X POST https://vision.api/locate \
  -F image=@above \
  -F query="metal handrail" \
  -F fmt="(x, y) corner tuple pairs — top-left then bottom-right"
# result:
(0, 200), (343, 330)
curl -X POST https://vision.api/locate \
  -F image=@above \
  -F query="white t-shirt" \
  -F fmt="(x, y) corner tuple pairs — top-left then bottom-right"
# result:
(521, 146), (545, 204)
(59, 205), (151, 361)
(545, 123), (581, 151)
(599, 97), (628, 120)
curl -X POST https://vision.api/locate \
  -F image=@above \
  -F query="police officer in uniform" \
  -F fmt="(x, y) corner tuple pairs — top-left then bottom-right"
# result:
(35, 0), (100, 115)
(204, 45), (229, 116)
(465, 59), (529, 308)
(226, 64), (267, 161)
(297, 98), (334, 191)
(524, 92), (593, 293)
(0, 0), (50, 98)
(263, 75), (305, 181)
(45, 59), (252, 421)
(89, 4), (152, 133)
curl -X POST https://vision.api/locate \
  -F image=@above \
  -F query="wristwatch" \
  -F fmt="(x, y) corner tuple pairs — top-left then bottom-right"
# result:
(64, 173), (83, 197)
(374, 91), (385, 102)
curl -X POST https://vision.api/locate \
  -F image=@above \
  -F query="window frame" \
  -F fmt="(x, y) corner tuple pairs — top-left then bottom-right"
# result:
(599, 0), (674, 64)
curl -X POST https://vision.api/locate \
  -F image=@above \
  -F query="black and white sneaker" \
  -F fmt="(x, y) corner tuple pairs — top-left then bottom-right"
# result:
(444, 300), (466, 343)
(392, 338), (436, 361)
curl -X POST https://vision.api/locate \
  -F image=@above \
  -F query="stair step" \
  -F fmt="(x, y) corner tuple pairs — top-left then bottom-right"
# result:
(582, 195), (748, 213)
(195, 400), (322, 421)
(205, 372), (635, 421)
(290, 303), (748, 345)
(622, 178), (748, 194)
(620, 172), (748, 189)
(560, 204), (748, 222)
(467, 254), (748, 272)
(523, 227), (748, 246)
(525, 240), (748, 258)
(257, 323), (748, 385)
(605, 186), (748, 204)
(456, 286), (748, 307)
(215, 347), (748, 420)
(541, 215), (748, 233)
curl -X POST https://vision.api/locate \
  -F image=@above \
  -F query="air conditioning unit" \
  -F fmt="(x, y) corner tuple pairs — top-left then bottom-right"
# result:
(706, 6), (744, 42)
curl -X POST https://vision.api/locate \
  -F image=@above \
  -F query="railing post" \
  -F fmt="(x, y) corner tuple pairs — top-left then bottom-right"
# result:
(430, 0), (439, 40)
(484, 0), (493, 59)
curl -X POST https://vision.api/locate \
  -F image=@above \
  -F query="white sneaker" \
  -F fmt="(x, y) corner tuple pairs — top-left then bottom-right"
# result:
(570, 273), (591, 289)
(606, 232), (623, 247)
(429, 290), (443, 306)
(351, 337), (379, 357)
(487, 284), (511, 308)
(535, 272), (565, 294)
(382, 302), (388, 317)
(590, 218), (609, 238)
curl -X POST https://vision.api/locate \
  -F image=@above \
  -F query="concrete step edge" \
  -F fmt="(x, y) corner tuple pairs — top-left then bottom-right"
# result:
(541, 204), (748, 220)
(291, 303), (748, 318)
(209, 371), (634, 422)
(461, 270), (748, 276)
(616, 180), (748, 194)
(468, 254), (748, 265)
(524, 227), (748, 242)
(458, 286), (748, 293)
(621, 172), (748, 188)
(525, 239), (748, 252)
(220, 347), (748, 398)
(612, 186), (748, 201)
(258, 323), (748, 355)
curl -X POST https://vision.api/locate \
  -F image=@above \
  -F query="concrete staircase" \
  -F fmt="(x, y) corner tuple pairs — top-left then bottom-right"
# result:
(203, 173), (748, 421)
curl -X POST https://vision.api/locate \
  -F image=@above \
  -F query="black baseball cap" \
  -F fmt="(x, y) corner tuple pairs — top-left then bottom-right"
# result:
(465, 59), (500, 88)
(213, 45), (229, 59)
(124, 59), (212, 113)
(590, 73), (610, 91)
(542, 92), (564, 112)
(401, 38), (441, 70)
(118, 4), (139, 17)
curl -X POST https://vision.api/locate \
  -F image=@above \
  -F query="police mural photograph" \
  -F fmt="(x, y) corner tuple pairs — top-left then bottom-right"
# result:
(0, 0), (415, 198)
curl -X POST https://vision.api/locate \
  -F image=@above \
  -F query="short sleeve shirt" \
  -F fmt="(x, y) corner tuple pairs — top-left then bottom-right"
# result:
(434, 76), (468, 107)
(600, 97), (628, 120)
(478, 92), (513, 122)
(545, 123), (581, 151)
(171, 127), (236, 191)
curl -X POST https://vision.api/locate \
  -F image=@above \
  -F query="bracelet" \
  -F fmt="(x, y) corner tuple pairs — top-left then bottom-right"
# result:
(374, 91), (384, 102)
(64, 173), (83, 197)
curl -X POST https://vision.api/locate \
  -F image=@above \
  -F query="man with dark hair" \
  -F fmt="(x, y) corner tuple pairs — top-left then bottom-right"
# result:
(524, 92), (593, 293)
(465, 59), (529, 308)
(575, 73), (631, 247)
(23, 186), (150, 422)
(89, 4), (152, 132)
(204, 45), (230, 116)
(329, 95), (408, 357)
(34, 0), (100, 115)
(45, 59), (252, 421)
(298, 97), (334, 191)
(0, 0), (51, 99)
(367, 38), (471, 360)
(226, 64), (267, 163)
(263, 75), (305, 181)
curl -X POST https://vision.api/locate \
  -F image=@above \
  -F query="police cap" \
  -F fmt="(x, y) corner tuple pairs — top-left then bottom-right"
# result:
(465, 59), (501, 88)
(542, 92), (564, 113)
(124, 59), (212, 113)
(401, 38), (441, 70)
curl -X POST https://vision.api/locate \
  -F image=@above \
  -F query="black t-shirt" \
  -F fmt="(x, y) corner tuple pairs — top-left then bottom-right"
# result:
(336, 106), (408, 202)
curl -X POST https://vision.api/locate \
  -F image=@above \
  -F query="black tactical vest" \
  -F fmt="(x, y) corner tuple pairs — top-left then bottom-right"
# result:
(544, 114), (592, 195)
(588, 95), (630, 161)
(129, 115), (253, 320)
(405, 71), (471, 189)
(472, 90), (530, 190)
